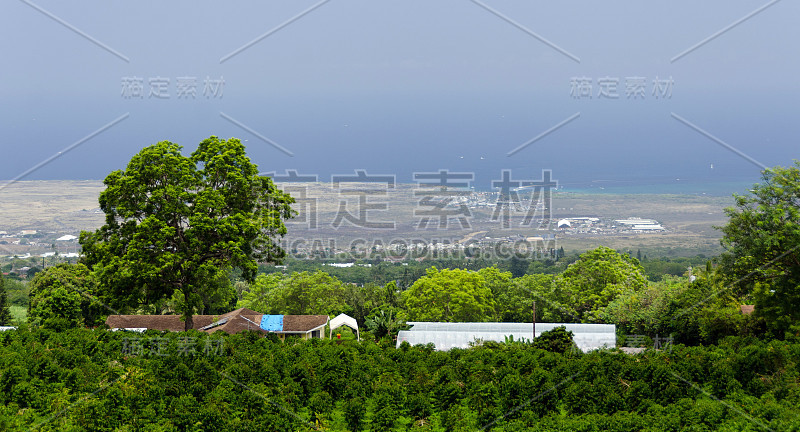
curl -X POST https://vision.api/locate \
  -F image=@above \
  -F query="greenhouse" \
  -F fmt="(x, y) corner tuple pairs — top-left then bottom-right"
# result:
(396, 322), (616, 352)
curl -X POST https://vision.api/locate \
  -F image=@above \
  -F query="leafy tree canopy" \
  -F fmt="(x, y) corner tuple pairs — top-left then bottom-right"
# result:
(559, 246), (648, 321)
(27, 263), (104, 330)
(238, 272), (283, 312)
(80, 136), (295, 329)
(514, 273), (573, 322)
(402, 267), (495, 322)
(479, 267), (561, 322)
(238, 270), (347, 316)
(718, 161), (800, 336)
(599, 275), (687, 336)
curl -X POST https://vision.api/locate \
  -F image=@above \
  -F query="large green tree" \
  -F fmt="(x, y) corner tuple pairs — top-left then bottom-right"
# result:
(559, 246), (648, 322)
(599, 275), (691, 337)
(27, 263), (105, 329)
(238, 272), (283, 312)
(718, 162), (800, 336)
(477, 267), (541, 322)
(238, 270), (347, 316)
(512, 273), (572, 322)
(402, 267), (495, 322)
(80, 136), (295, 330)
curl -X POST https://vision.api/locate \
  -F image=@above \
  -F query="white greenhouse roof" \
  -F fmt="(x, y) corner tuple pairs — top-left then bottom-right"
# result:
(397, 322), (615, 352)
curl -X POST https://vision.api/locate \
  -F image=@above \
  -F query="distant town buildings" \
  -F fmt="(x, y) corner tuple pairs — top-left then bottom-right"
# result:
(614, 218), (665, 232)
(555, 216), (665, 235)
(0, 229), (81, 259)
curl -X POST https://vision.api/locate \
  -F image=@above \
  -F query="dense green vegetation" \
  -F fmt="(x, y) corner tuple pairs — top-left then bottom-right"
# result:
(0, 327), (798, 431)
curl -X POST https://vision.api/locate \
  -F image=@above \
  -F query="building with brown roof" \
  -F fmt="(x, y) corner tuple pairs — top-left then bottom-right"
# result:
(106, 307), (330, 339)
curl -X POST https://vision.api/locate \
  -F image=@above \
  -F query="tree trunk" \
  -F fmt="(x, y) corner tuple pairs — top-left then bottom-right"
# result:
(184, 313), (193, 331)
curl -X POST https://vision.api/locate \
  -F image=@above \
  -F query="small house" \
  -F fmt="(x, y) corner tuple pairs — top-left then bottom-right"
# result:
(106, 307), (330, 339)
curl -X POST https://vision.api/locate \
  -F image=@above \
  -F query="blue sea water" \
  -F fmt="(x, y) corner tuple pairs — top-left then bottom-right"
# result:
(555, 179), (755, 197)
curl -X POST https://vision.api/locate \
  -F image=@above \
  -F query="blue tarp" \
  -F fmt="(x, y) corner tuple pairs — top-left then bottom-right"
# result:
(260, 315), (284, 332)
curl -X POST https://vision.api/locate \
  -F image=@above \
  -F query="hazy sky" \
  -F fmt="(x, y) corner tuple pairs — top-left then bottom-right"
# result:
(1, 0), (798, 190)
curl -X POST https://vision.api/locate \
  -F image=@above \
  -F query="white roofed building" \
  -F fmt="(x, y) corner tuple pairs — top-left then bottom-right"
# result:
(632, 224), (664, 231)
(396, 322), (616, 352)
(615, 218), (664, 231)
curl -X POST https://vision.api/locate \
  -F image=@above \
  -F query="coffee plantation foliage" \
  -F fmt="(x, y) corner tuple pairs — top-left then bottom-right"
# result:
(0, 327), (798, 431)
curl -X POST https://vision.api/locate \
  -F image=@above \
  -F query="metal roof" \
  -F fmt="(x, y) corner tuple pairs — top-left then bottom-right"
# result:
(397, 322), (616, 352)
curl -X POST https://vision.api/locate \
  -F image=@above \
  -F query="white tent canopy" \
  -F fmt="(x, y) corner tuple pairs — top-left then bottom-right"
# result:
(56, 235), (78, 241)
(329, 313), (359, 341)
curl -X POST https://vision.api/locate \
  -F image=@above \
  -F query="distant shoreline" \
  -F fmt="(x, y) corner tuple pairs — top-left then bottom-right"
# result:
(554, 179), (753, 197)
(0, 178), (755, 198)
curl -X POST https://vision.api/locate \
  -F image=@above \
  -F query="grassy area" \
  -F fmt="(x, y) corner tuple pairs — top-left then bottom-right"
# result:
(9, 305), (27, 324)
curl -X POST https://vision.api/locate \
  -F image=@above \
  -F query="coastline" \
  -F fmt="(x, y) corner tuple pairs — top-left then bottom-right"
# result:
(555, 179), (754, 197)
